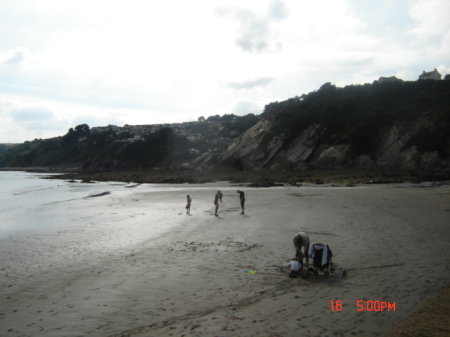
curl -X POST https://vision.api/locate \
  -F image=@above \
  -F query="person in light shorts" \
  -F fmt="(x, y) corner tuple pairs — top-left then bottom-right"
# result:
(293, 231), (310, 268)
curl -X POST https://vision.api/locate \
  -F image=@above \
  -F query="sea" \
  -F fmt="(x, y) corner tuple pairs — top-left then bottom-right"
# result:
(0, 170), (237, 266)
(0, 171), (134, 238)
(0, 170), (193, 284)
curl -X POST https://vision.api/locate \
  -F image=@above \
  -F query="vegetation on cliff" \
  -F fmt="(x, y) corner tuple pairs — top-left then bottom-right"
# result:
(0, 114), (260, 169)
(262, 79), (450, 158)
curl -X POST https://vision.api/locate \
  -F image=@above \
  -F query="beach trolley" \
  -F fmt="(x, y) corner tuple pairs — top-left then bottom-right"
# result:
(308, 243), (335, 276)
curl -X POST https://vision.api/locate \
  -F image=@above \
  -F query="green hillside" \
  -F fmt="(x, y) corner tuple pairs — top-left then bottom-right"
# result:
(0, 114), (260, 169)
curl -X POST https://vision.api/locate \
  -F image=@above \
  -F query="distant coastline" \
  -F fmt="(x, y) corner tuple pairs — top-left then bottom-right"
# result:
(2, 167), (449, 186)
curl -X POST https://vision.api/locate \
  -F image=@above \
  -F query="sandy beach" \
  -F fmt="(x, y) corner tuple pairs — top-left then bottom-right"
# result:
(1, 179), (449, 337)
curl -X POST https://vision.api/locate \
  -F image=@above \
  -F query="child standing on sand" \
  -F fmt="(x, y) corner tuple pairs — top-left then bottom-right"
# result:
(237, 190), (245, 214)
(186, 195), (192, 215)
(214, 191), (220, 216)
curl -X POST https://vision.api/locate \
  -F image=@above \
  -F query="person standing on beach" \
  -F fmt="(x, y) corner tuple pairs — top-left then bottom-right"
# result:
(237, 190), (245, 214)
(186, 195), (192, 214)
(214, 191), (220, 216)
(293, 231), (310, 268)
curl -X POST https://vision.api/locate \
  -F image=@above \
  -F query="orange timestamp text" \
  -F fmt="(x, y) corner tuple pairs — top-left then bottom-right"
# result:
(330, 300), (397, 312)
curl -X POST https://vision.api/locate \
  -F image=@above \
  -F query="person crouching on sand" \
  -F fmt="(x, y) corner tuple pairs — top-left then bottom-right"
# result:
(293, 231), (310, 268)
(288, 258), (302, 278)
(214, 191), (220, 216)
(237, 190), (245, 214)
(186, 195), (192, 214)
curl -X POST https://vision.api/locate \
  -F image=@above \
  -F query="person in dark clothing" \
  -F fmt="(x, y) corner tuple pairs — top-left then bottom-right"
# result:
(186, 195), (192, 215)
(214, 191), (220, 216)
(237, 190), (245, 214)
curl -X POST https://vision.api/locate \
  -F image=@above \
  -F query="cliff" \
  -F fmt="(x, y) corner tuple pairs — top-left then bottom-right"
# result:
(1, 79), (449, 178)
(217, 80), (450, 176)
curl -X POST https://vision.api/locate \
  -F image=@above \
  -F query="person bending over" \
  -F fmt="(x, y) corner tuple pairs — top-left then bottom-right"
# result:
(293, 231), (310, 268)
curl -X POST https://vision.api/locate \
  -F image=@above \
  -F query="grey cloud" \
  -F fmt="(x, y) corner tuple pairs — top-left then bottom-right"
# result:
(268, 0), (288, 20)
(219, 7), (271, 53)
(226, 77), (273, 89)
(1, 48), (28, 65)
(216, 4), (285, 53)
(235, 18), (270, 53)
(236, 38), (269, 53)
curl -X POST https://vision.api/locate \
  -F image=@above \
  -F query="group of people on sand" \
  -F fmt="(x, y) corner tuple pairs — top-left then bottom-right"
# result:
(288, 231), (335, 278)
(185, 190), (246, 216)
(186, 195), (326, 278)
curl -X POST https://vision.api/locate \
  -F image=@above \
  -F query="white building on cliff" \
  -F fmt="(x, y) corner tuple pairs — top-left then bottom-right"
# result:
(419, 68), (441, 80)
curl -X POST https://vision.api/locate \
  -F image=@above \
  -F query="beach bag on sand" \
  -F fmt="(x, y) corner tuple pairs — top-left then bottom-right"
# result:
(309, 243), (333, 268)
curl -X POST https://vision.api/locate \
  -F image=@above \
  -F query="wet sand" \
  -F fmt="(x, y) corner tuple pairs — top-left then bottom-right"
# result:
(1, 182), (449, 337)
(383, 285), (450, 337)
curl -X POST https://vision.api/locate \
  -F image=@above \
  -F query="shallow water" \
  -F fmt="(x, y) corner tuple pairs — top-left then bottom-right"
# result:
(0, 171), (188, 287)
(0, 171), (130, 237)
(0, 171), (245, 285)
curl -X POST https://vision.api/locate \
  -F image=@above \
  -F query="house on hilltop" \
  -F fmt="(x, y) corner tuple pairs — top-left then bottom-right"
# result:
(376, 76), (402, 83)
(419, 68), (441, 80)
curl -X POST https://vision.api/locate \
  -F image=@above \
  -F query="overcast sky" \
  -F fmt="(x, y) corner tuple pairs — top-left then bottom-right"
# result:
(1, 0), (449, 142)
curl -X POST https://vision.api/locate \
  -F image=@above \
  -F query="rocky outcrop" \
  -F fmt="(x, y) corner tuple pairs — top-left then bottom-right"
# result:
(215, 80), (450, 174)
(218, 119), (284, 170)
(376, 126), (416, 169)
(219, 124), (352, 170)
(282, 124), (323, 167)
(315, 144), (350, 168)
(217, 121), (449, 172)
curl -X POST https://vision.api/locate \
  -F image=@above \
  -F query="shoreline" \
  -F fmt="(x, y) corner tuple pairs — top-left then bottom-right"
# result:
(2, 166), (449, 186)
